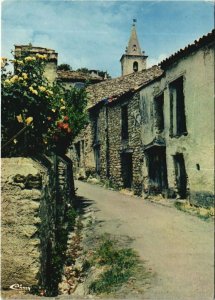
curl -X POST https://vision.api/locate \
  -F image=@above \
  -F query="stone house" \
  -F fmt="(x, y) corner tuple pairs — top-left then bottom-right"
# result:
(140, 29), (214, 206)
(72, 65), (163, 195)
(57, 70), (104, 89)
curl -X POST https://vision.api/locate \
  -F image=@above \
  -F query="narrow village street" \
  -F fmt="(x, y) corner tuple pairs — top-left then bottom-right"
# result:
(75, 180), (214, 300)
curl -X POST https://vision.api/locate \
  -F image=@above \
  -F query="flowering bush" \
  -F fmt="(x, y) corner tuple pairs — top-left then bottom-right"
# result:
(1, 49), (88, 156)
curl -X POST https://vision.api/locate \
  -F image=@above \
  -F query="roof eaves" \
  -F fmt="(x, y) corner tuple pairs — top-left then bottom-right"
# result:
(160, 29), (215, 69)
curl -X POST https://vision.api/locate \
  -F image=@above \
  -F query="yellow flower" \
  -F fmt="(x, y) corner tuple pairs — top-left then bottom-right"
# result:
(60, 106), (66, 110)
(16, 114), (23, 123)
(4, 79), (11, 85)
(29, 86), (38, 95)
(10, 75), (19, 83)
(51, 109), (56, 113)
(39, 86), (46, 92)
(25, 117), (33, 125)
(60, 98), (65, 104)
(17, 60), (24, 65)
(13, 139), (18, 144)
(22, 73), (28, 79)
(32, 89), (38, 95)
(18, 77), (24, 81)
(24, 56), (36, 62)
(46, 90), (53, 96)
(36, 53), (47, 60)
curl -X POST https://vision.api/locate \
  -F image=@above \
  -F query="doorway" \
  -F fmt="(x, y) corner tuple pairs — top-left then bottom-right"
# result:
(121, 152), (133, 189)
(173, 153), (187, 198)
(145, 146), (168, 194)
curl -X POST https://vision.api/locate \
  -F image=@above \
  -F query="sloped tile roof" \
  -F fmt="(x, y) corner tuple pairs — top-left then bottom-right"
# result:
(86, 65), (163, 109)
(160, 29), (215, 69)
(57, 70), (103, 83)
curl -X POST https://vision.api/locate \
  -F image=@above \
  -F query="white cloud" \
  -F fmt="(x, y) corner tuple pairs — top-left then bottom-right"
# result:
(148, 53), (170, 67)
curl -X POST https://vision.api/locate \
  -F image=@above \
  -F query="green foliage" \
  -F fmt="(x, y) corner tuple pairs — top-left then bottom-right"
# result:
(89, 237), (139, 294)
(76, 67), (89, 73)
(57, 63), (72, 71)
(66, 207), (78, 230)
(76, 67), (111, 79)
(1, 48), (88, 156)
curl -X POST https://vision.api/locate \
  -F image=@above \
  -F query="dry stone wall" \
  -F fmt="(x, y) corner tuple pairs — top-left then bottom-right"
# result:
(1, 155), (74, 293)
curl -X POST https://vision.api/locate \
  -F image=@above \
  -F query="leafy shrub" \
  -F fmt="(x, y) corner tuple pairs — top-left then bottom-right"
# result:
(1, 47), (88, 156)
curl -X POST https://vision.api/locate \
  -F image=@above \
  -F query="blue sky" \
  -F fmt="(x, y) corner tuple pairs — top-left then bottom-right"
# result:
(1, 0), (214, 77)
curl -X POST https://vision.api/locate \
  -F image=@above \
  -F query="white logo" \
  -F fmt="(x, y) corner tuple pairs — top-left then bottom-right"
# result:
(9, 283), (30, 291)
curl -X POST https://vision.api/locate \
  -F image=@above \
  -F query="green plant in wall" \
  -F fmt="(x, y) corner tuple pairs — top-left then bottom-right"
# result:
(1, 47), (88, 156)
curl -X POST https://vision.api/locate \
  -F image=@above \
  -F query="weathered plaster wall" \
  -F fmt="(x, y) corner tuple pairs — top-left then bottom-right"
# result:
(140, 43), (214, 206)
(165, 44), (214, 206)
(44, 61), (57, 84)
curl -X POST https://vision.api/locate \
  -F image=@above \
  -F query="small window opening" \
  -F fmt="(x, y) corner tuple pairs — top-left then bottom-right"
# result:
(196, 164), (200, 171)
(173, 153), (187, 198)
(121, 105), (129, 140)
(169, 76), (187, 137)
(133, 61), (138, 72)
(154, 93), (164, 133)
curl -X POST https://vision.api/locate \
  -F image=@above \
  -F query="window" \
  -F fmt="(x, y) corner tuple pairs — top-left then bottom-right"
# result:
(121, 105), (129, 140)
(133, 61), (138, 72)
(154, 93), (164, 133)
(133, 44), (137, 52)
(169, 76), (187, 137)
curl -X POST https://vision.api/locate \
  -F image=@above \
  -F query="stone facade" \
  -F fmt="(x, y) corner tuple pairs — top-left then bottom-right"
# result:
(71, 66), (162, 195)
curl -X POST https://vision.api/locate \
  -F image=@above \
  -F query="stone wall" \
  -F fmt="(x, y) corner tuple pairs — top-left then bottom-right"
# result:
(2, 158), (42, 288)
(1, 155), (74, 293)
(76, 93), (143, 195)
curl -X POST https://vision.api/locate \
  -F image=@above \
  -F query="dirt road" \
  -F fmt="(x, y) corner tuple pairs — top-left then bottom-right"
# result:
(75, 180), (214, 300)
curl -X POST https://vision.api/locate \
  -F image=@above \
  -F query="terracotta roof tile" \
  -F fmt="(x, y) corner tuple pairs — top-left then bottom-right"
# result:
(86, 65), (163, 109)
(160, 29), (215, 69)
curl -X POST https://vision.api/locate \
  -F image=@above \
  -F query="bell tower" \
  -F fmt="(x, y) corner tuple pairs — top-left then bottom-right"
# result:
(120, 20), (148, 76)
